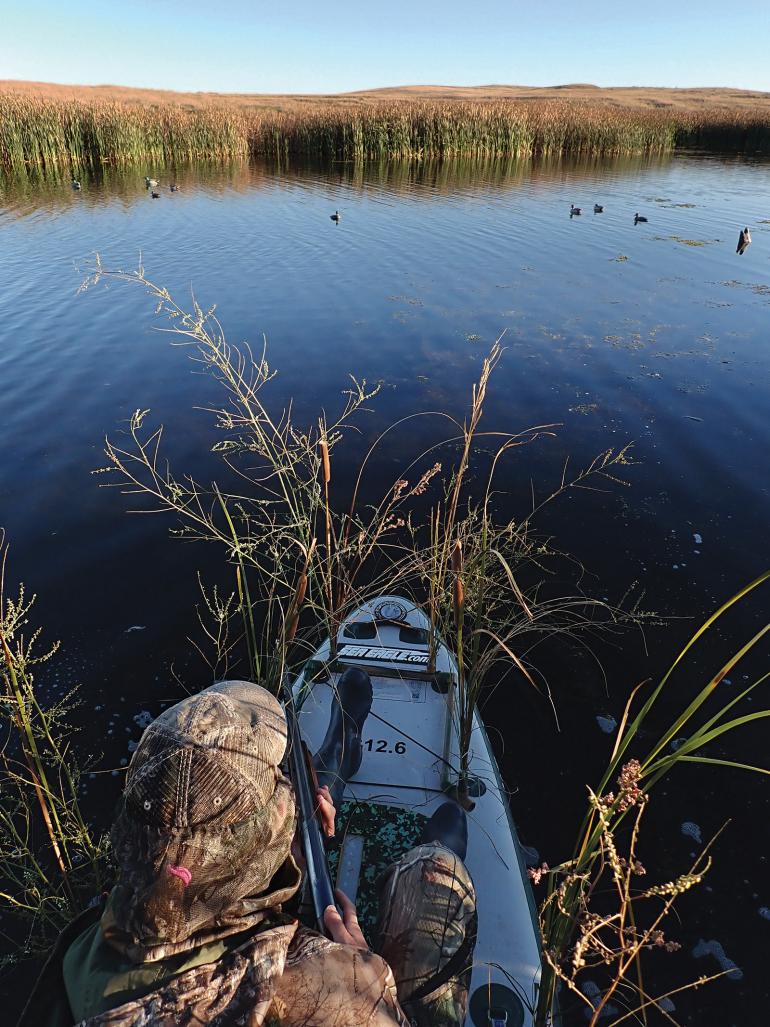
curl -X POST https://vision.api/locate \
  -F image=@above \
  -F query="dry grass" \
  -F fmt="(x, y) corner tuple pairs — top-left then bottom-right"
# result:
(3, 79), (770, 113)
(2, 81), (769, 173)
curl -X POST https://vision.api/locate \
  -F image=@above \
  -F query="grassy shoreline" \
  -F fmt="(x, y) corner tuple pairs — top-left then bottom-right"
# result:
(2, 93), (770, 172)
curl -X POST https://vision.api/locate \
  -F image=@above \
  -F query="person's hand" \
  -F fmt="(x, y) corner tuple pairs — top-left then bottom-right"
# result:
(315, 785), (335, 838)
(291, 786), (336, 871)
(323, 889), (369, 951)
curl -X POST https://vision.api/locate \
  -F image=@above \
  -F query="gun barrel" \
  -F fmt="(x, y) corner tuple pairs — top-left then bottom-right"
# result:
(284, 688), (337, 932)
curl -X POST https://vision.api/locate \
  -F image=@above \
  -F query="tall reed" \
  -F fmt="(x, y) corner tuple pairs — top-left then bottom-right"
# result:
(4, 93), (770, 173)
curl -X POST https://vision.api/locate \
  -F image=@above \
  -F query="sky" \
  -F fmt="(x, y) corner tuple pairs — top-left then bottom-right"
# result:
(1, 0), (769, 94)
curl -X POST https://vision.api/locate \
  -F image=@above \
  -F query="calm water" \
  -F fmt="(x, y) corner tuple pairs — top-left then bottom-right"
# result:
(1, 153), (769, 1023)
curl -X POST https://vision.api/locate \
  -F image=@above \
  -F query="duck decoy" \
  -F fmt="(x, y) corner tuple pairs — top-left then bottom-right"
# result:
(594, 204), (604, 213)
(736, 227), (751, 256)
(330, 210), (341, 222)
(170, 183), (179, 192)
(151, 190), (160, 199)
(71, 179), (81, 190)
(570, 204), (582, 216)
(145, 177), (159, 189)
(634, 213), (648, 224)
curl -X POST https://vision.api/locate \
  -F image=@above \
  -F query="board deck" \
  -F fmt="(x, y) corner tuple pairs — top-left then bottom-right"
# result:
(294, 596), (542, 1027)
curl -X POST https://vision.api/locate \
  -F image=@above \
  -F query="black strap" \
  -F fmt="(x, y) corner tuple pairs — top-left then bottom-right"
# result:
(402, 911), (478, 1005)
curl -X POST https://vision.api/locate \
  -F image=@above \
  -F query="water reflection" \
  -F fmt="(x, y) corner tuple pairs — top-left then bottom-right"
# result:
(1, 151), (688, 219)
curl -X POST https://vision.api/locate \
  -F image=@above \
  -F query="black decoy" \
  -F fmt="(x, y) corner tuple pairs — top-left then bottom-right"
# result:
(736, 227), (751, 255)
(330, 210), (341, 222)
(634, 213), (648, 224)
(594, 204), (604, 213)
(151, 190), (160, 199)
(71, 179), (81, 190)
(570, 204), (582, 216)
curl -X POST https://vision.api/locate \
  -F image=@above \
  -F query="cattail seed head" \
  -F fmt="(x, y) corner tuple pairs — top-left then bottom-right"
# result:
(285, 611), (300, 643)
(294, 571), (308, 609)
(319, 439), (331, 484)
(451, 538), (463, 575)
(452, 539), (464, 629)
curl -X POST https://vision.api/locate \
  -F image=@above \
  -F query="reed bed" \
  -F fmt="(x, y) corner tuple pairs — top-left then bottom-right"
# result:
(3, 93), (770, 173)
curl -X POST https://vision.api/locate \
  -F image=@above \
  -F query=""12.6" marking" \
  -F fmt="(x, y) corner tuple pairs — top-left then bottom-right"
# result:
(365, 738), (407, 755)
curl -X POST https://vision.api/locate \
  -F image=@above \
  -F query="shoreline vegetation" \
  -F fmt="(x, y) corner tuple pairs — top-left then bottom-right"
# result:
(2, 89), (770, 173)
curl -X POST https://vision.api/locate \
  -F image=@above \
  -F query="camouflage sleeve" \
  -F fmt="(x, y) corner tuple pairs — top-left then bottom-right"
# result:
(271, 927), (409, 1026)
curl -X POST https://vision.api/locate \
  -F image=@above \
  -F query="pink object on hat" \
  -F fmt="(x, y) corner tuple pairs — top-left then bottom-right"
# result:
(167, 865), (192, 887)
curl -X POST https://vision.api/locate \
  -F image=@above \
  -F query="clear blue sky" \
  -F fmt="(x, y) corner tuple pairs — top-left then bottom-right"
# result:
(2, 0), (769, 94)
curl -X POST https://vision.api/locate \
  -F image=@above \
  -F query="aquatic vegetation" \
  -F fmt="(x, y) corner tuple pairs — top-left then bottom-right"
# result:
(535, 571), (770, 1024)
(0, 533), (109, 959)
(536, 784), (727, 1025)
(3, 93), (770, 174)
(658, 235), (719, 246)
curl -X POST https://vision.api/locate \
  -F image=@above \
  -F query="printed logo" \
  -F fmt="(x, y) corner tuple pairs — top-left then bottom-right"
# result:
(338, 644), (429, 665)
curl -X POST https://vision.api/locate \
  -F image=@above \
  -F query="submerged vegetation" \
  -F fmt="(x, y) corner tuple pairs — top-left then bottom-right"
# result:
(2, 93), (770, 173)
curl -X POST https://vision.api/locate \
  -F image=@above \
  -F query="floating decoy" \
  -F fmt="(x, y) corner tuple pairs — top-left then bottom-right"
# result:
(634, 213), (648, 224)
(170, 183), (179, 192)
(330, 210), (341, 222)
(570, 204), (582, 216)
(736, 226), (751, 256)
(151, 190), (160, 199)
(594, 204), (604, 213)
(71, 179), (81, 190)
(145, 177), (159, 188)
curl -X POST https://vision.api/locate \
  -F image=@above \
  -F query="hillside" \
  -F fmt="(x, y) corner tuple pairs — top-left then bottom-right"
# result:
(2, 79), (770, 113)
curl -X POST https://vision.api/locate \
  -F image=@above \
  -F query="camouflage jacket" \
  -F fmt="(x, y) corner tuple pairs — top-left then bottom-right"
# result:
(18, 909), (409, 1027)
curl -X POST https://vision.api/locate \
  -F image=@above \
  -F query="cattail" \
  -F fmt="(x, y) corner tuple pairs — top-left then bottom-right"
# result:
(285, 540), (315, 644)
(451, 538), (464, 631)
(319, 438), (331, 485)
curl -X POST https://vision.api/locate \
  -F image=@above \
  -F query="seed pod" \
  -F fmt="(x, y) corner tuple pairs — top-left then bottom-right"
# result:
(285, 610), (300, 644)
(319, 439), (331, 484)
(451, 538), (463, 576)
(294, 570), (308, 609)
(451, 539), (464, 630)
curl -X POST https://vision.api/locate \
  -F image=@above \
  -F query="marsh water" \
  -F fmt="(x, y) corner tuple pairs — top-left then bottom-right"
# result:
(1, 152), (769, 1023)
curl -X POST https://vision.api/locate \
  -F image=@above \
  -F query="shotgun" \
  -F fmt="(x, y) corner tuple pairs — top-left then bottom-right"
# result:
(283, 677), (338, 934)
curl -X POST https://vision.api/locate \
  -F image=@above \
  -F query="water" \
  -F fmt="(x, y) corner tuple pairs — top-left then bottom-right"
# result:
(1, 153), (769, 1023)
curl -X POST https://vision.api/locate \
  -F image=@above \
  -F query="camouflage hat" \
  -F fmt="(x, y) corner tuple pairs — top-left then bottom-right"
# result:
(103, 680), (301, 962)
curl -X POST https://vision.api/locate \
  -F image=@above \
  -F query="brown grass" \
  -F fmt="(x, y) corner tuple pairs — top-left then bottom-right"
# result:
(3, 79), (770, 114)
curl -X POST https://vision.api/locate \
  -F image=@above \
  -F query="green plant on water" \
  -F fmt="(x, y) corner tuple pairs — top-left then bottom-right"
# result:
(533, 571), (770, 1025)
(0, 533), (110, 962)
